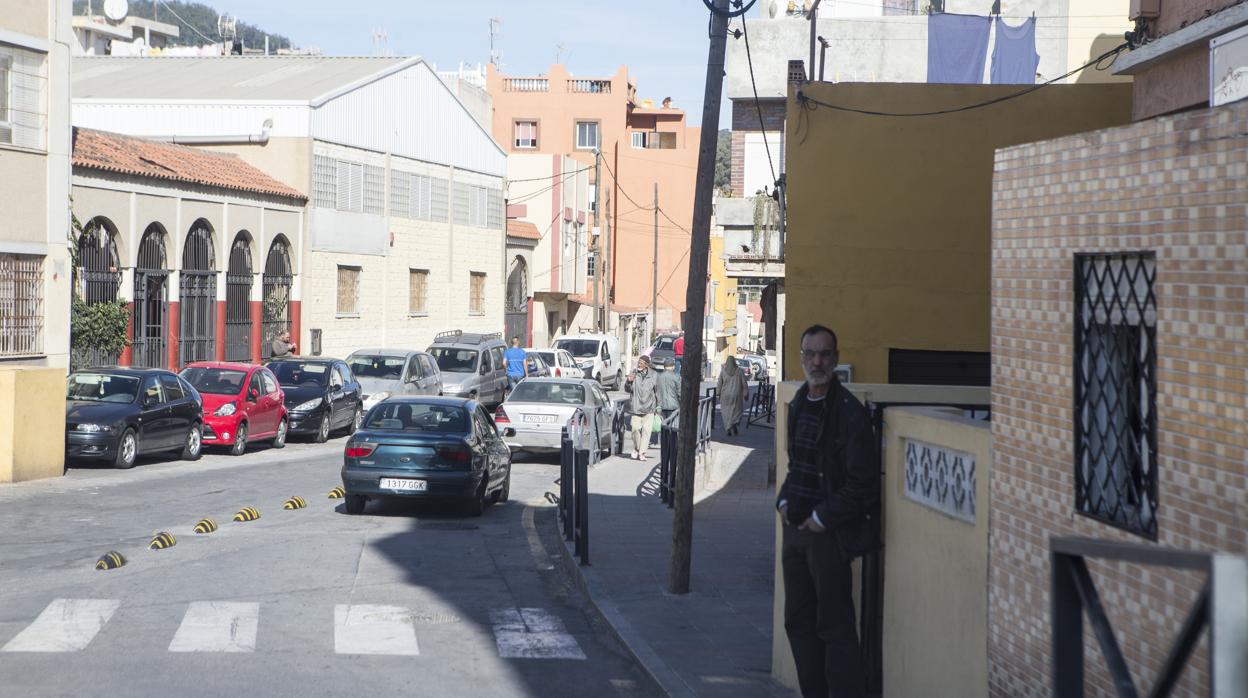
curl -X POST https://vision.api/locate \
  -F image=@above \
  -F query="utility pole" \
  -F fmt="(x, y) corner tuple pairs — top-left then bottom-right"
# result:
(593, 149), (602, 331)
(651, 182), (659, 342)
(670, 0), (730, 595)
(603, 190), (612, 332)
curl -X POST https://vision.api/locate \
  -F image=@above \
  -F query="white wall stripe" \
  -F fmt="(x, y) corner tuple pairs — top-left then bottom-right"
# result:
(490, 608), (586, 660)
(2, 599), (121, 652)
(333, 605), (420, 656)
(168, 602), (259, 653)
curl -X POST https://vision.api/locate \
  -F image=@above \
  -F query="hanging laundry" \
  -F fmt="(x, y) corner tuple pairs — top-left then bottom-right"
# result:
(991, 16), (1040, 84)
(927, 13), (992, 84)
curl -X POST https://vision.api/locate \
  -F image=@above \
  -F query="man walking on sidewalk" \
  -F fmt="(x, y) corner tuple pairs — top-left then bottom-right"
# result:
(503, 336), (528, 391)
(672, 333), (685, 375)
(777, 324), (879, 698)
(625, 355), (659, 461)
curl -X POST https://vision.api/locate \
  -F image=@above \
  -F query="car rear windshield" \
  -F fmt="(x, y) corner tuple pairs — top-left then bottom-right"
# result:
(508, 381), (585, 405)
(348, 355), (405, 380)
(268, 361), (329, 386)
(535, 352), (555, 366)
(67, 373), (139, 403)
(364, 402), (469, 433)
(554, 339), (599, 358)
(179, 367), (248, 396)
(430, 347), (478, 372)
(655, 337), (675, 350)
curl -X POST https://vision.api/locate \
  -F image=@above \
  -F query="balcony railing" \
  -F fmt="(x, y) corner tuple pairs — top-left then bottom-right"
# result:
(568, 79), (611, 94)
(504, 78), (548, 93)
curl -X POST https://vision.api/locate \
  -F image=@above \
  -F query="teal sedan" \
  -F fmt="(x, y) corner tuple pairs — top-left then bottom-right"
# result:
(340, 396), (513, 516)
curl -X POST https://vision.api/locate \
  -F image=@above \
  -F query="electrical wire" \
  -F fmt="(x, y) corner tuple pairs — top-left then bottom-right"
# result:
(508, 165), (593, 183)
(741, 17), (777, 190)
(158, 1), (219, 45)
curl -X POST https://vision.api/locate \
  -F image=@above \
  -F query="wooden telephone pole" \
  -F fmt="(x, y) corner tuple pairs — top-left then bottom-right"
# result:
(669, 0), (731, 595)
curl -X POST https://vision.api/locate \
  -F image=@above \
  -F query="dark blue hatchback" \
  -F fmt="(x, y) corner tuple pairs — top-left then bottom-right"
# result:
(340, 396), (512, 516)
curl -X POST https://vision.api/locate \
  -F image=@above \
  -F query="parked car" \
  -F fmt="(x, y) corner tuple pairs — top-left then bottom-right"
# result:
(553, 333), (623, 388)
(739, 354), (768, 381)
(496, 378), (615, 455)
(643, 333), (680, 366)
(735, 357), (755, 380)
(523, 351), (551, 378)
(65, 367), (203, 469)
(529, 348), (579, 378)
(346, 349), (443, 413)
(427, 331), (508, 407)
(341, 396), (512, 516)
(179, 362), (288, 455)
(267, 358), (363, 442)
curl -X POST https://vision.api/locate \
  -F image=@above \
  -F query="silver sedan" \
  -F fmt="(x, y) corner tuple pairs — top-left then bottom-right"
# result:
(495, 378), (615, 454)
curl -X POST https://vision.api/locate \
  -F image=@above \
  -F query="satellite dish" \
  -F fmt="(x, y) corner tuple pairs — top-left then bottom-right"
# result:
(103, 0), (129, 22)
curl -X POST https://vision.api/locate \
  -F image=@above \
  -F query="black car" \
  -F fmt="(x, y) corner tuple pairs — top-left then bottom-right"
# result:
(65, 367), (204, 469)
(268, 358), (363, 442)
(340, 396), (512, 516)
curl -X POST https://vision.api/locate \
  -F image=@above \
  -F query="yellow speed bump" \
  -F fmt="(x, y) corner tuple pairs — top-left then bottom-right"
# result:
(233, 507), (261, 522)
(148, 532), (177, 550)
(193, 518), (218, 534)
(328, 487), (345, 499)
(282, 496), (307, 510)
(95, 551), (126, 570)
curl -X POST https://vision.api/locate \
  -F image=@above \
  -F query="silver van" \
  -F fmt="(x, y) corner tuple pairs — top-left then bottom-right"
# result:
(427, 331), (509, 408)
(345, 349), (443, 414)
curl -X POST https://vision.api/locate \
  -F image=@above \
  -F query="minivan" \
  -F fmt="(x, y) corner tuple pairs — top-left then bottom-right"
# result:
(427, 331), (509, 408)
(553, 333), (623, 388)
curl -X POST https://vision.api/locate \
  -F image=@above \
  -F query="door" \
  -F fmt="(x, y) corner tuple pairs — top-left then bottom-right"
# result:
(591, 384), (613, 450)
(327, 364), (348, 428)
(475, 406), (507, 490)
(259, 369), (283, 434)
(225, 235), (254, 362)
(137, 376), (170, 450)
(420, 355), (441, 395)
(331, 363), (360, 427)
(159, 374), (193, 446)
(403, 355), (424, 396)
(243, 371), (270, 436)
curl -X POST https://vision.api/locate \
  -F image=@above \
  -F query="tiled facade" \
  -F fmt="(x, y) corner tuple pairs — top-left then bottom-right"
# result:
(989, 99), (1248, 697)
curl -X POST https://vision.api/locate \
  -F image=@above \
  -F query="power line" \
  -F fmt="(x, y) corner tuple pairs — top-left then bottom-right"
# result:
(740, 18), (776, 189)
(158, 1), (219, 45)
(508, 165), (593, 183)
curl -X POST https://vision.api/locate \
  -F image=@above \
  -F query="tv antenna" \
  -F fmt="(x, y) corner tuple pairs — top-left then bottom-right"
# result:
(217, 13), (238, 41)
(555, 42), (568, 65)
(488, 17), (502, 67)
(372, 27), (389, 56)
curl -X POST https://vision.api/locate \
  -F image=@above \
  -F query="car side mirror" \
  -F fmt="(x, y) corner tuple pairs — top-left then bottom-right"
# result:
(502, 427), (516, 438)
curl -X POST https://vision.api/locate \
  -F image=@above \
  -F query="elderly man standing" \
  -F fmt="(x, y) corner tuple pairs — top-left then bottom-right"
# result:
(624, 355), (659, 461)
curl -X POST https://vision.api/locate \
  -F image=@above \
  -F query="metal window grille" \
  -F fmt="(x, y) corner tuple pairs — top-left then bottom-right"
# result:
(73, 219), (122, 369)
(261, 237), (293, 359)
(0, 253), (43, 357)
(486, 188), (503, 229)
(312, 155), (336, 208)
(131, 225), (168, 368)
(179, 222), (217, 367)
(587, 250), (596, 279)
(506, 258), (527, 313)
(453, 183), (470, 226)
(408, 269), (427, 313)
(364, 165), (385, 215)
(1073, 252), (1158, 539)
(0, 45), (46, 149)
(415, 175), (432, 220)
(225, 235), (253, 362)
(337, 266), (360, 315)
(470, 272), (486, 313)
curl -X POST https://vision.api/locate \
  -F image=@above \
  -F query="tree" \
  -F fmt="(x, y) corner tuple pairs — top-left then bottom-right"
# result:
(72, 0), (293, 52)
(714, 129), (732, 195)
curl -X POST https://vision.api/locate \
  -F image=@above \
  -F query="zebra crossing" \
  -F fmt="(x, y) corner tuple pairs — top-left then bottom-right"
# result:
(1, 599), (586, 660)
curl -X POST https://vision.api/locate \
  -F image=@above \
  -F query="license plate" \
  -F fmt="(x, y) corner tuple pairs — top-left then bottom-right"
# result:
(380, 478), (427, 492)
(523, 414), (558, 423)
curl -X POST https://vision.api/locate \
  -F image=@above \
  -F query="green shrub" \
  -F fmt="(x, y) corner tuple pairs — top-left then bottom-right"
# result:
(71, 297), (130, 355)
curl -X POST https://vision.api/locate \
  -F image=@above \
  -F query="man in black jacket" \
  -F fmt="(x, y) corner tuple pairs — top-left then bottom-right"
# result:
(777, 324), (878, 698)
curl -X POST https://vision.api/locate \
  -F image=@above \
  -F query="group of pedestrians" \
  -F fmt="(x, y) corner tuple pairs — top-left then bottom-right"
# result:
(623, 349), (750, 459)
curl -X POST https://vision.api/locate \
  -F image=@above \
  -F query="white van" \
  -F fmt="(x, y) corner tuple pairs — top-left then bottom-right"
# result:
(553, 334), (623, 388)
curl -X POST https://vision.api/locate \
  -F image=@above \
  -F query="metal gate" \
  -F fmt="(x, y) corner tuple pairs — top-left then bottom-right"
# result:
(225, 235), (253, 362)
(261, 237), (293, 360)
(73, 218), (122, 369)
(131, 225), (168, 368)
(505, 256), (529, 343)
(179, 222), (217, 366)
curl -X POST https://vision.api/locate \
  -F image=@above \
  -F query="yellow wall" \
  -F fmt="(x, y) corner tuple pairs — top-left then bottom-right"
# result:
(1068, 0), (1134, 85)
(782, 82), (1132, 382)
(708, 234), (738, 369)
(0, 367), (66, 482)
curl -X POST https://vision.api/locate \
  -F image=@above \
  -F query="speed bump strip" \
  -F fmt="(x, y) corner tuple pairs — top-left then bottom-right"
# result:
(148, 532), (177, 550)
(193, 518), (218, 534)
(282, 496), (307, 510)
(95, 551), (126, 570)
(233, 507), (261, 522)
(328, 487), (345, 499)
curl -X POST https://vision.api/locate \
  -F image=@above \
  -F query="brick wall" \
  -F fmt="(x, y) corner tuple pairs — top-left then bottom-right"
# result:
(731, 99), (785, 197)
(989, 100), (1248, 696)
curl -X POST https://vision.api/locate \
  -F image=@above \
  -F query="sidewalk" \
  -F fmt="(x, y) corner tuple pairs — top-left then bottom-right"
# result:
(557, 414), (795, 697)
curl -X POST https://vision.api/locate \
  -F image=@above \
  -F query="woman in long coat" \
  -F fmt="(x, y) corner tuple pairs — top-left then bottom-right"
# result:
(717, 356), (748, 436)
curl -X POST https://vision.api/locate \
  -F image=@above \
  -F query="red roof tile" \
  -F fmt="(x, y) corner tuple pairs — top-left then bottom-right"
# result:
(507, 220), (542, 240)
(72, 127), (306, 201)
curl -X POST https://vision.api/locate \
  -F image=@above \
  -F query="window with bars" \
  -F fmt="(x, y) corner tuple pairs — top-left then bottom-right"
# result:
(336, 265), (360, 315)
(0, 253), (43, 356)
(0, 44), (47, 149)
(469, 272), (486, 314)
(409, 268), (428, 314)
(1073, 252), (1158, 539)
(575, 121), (600, 150)
(514, 120), (537, 149)
(587, 250), (596, 279)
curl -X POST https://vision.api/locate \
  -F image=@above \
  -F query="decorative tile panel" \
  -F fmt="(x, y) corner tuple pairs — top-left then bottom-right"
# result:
(903, 439), (976, 524)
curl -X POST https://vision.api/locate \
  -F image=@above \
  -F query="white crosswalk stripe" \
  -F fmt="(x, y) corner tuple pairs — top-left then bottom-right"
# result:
(2, 599), (120, 653)
(333, 605), (420, 656)
(490, 607), (587, 660)
(168, 602), (260, 653)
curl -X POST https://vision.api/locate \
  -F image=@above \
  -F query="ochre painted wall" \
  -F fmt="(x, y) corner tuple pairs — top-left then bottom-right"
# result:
(781, 82), (1133, 382)
(0, 367), (66, 482)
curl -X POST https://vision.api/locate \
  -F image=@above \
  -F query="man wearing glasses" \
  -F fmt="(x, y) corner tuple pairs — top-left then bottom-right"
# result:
(777, 324), (878, 698)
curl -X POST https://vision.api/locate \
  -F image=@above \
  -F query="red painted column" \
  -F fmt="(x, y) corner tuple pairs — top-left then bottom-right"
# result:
(551, 154), (561, 293)
(214, 301), (226, 361)
(119, 302), (134, 366)
(166, 301), (180, 370)
(289, 301), (301, 356)
(249, 301), (263, 363)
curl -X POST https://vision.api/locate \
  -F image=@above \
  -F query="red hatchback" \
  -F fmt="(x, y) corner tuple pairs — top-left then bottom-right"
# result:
(179, 362), (288, 455)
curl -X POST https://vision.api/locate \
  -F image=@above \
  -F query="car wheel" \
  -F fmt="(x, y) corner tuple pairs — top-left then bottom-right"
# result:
(113, 429), (138, 469)
(272, 419), (288, 449)
(344, 494), (366, 515)
(347, 407), (362, 435)
(315, 413), (331, 443)
(466, 478), (487, 517)
(230, 423), (248, 456)
(181, 423), (203, 461)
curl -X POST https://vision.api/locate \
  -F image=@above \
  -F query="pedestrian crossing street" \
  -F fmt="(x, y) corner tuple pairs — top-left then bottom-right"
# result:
(1, 599), (587, 660)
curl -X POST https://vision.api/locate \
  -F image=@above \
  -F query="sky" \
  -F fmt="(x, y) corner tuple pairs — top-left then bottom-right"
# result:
(202, 0), (729, 126)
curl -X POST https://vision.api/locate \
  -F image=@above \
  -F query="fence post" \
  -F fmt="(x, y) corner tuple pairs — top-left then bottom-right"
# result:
(560, 427), (572, 541)
(575, 445), (590, 565)
(1051, 549), (1084, 697)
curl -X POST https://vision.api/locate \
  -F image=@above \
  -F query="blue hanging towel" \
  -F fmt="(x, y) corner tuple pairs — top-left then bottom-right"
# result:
(927, 13), (991, 84)
(991, 16), (1040, 84)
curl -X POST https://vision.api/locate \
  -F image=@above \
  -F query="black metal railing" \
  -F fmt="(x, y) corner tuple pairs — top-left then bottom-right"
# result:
(559, 424), (590, 566)
(611, 397), (631, 456)
(656, 395), (715, 508)
(746, 377), (775, 429)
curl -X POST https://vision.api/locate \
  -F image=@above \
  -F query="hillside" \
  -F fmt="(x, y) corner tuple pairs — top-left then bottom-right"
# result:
(72, 0), (294, 51)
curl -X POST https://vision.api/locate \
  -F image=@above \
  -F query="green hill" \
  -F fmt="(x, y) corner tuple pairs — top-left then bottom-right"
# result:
(72, 0), (294, 51)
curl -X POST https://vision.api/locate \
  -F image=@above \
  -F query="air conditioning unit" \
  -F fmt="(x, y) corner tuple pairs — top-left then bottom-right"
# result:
(1129, 0), (1159, 20)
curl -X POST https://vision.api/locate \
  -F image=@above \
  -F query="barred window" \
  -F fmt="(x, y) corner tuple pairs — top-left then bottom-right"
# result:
(469, 272), (486, 314)
(1074, 252), (1157, 538)
(363, 165), (385, 215)
(587, 250), (596, 279)
(0, 253), (43, 356)
(409, 268), (428, 314)
(312, 155), (336, 208)
(336, 265), (360, 315)
(0, 44), (47, 149)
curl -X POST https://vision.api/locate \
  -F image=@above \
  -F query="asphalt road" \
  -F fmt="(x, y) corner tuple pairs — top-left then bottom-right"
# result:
(0, 423), (660, 697)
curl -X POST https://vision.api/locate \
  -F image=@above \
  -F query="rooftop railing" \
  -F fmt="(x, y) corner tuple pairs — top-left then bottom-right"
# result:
(503, 77), (548, 93)
(568, 79), (612, 94)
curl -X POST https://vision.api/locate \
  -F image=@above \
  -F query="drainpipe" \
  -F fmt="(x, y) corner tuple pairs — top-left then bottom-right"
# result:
(807, 0), (822, 82)
(818, 36), (829, 81)
(168, 118), (273, 145)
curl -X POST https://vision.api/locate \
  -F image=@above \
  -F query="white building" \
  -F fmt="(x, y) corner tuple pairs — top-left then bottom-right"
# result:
(72, 55), (508, 361)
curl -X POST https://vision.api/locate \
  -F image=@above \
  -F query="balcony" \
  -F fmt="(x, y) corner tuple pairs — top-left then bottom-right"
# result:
(568, 79), (611, 94)
(504, 78), (549, 93)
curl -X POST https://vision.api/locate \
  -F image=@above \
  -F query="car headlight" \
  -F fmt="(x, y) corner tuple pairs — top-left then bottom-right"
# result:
(292, 398), (323, 412)
(214, 402), (237, 417)
(75, 423), (112, 433)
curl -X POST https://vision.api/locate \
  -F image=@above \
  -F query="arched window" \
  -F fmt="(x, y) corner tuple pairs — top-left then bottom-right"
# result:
(132, 224), (169, 368)
(506, 256), (529, 313)
(262, 236), (294, 359)
(76, 217), (120, 305)
(225, 232), (254, 362)
(179, 220), (217, 365)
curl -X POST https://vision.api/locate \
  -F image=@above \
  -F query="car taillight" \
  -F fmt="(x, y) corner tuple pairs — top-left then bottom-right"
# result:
(435, 444), (472, 463)
(494, 406), (510, 424)
(345, 443), (375, 458)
